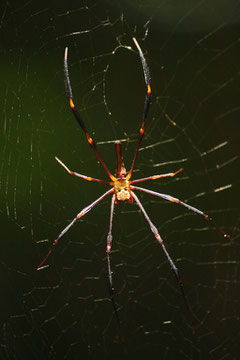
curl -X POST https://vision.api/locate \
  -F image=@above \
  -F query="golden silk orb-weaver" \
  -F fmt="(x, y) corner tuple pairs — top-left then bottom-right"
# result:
(37, 38), (230, 339)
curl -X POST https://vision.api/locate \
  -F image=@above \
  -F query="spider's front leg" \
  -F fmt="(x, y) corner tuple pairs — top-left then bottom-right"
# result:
(36, 188), (114, 270)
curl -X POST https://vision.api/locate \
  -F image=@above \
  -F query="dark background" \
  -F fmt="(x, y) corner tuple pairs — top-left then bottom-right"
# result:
(0, 1), (240, 359)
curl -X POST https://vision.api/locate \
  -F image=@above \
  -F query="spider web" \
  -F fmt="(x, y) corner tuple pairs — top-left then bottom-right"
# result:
(0, 1), (240, 359)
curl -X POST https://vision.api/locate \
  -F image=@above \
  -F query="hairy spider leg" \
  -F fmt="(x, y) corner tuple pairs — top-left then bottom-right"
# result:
(36, 188), (114, 270)
(127, 38), (152, 180)
(107, 194), (125, 342)
(131, 185), (231, 241)
(64, 47), (116, 182)
(130, 168), (183, 184)
(132, 191), (194, 331)
(55, 156), (113, 185)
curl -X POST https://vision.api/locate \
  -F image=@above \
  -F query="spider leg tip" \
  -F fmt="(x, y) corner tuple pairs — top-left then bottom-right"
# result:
(55, 156), (64, 167)
(132, 37), (139, 48)
(175, 168), (184, 175)
(36, 264), (49, 271)
(224, 233), (231, 241)
(64, 47), (68, 59)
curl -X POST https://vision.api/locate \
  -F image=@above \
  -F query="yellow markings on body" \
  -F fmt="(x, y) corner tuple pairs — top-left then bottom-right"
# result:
(110, 175), (117, 182)
(87, 135), (93, 145)
(154, 233), (162, 243)
(69, 98), (75, 109)
(169, 197), (175, 202)
(147, 84), (151, 95)
(114, 178), (131, 201)
(140, 127), (144, 135)
(86, 177), (93, 181)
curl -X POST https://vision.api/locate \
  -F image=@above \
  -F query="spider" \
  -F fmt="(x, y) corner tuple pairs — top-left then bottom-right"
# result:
(37, 38), (230, 338)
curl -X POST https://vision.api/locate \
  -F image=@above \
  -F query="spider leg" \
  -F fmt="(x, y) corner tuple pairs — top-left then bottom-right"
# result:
(127, 38), (152, 180)
(55, 157), (113, 185)
(64, 48), (116, 182)
(107, 194), (125, 342)
(131, 185), (231, 240)
(36, 188), (114, 270)
(131, 191), (194, 331)
(130, 168), (183, 184)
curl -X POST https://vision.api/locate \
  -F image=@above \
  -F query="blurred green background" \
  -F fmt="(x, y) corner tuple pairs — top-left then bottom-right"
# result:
(0, 1), (239, 359)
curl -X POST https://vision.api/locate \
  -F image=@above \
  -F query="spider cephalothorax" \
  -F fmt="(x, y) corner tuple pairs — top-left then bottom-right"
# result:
(114, 177), (131, 202)
(113, 141), (132, 202)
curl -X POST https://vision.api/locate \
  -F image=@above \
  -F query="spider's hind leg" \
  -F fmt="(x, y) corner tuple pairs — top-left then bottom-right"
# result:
(131, 191), (195, 331)
(106, 194), (125, 342)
